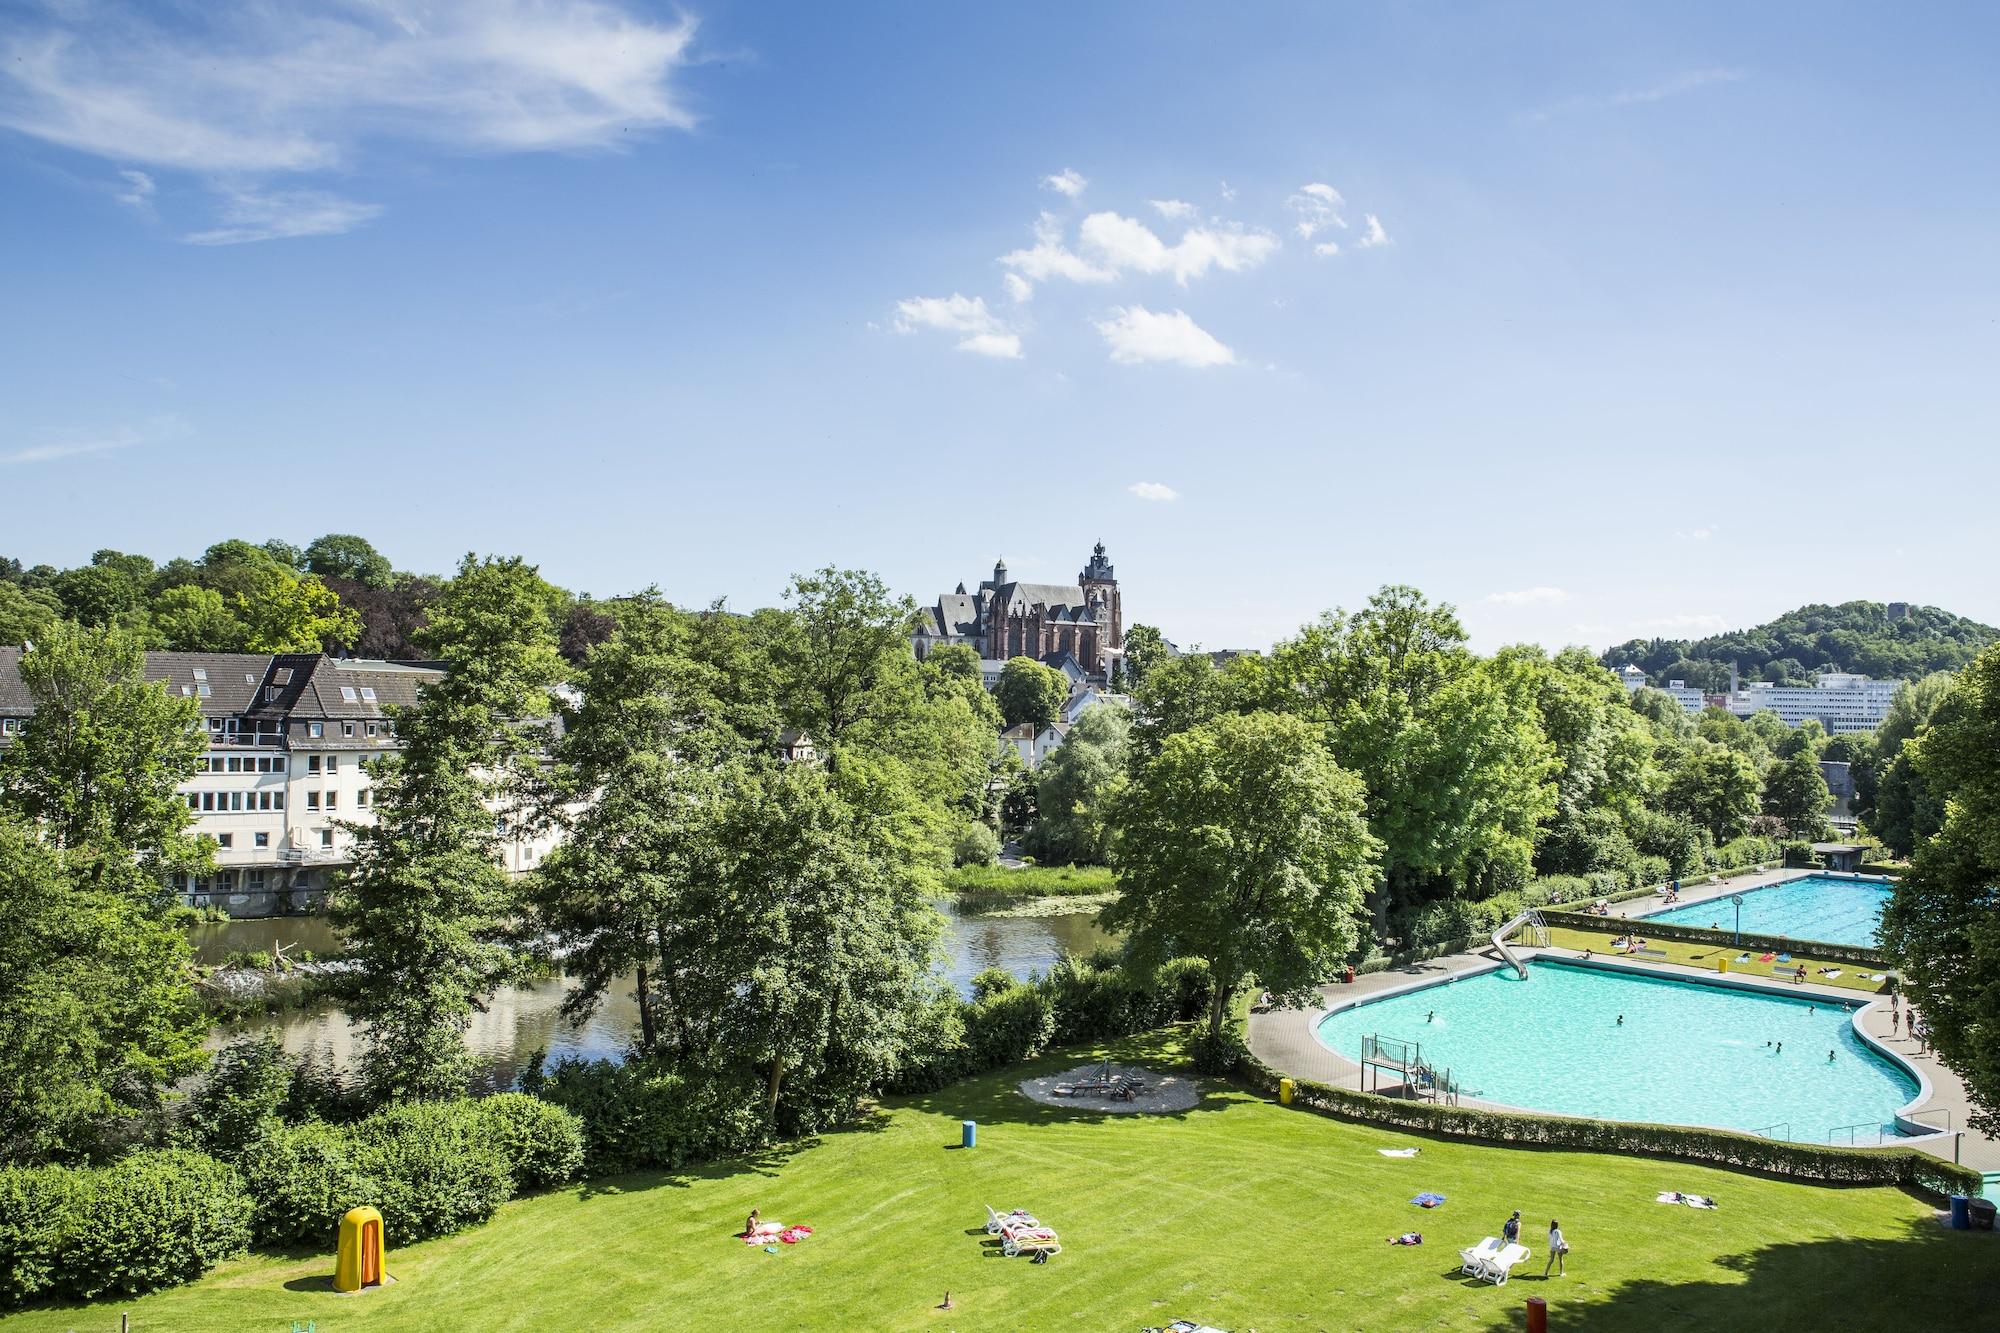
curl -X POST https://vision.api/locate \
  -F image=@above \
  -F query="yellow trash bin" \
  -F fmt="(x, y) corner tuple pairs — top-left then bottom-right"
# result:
(1717, 958), (1729, 974)
(335, 1206), (387, 1293)
(1279, 1077), (1295, 1105)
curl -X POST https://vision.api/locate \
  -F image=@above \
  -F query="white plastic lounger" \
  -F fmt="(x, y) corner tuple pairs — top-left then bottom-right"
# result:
(1003, 1230), (1061, 1258)
(1481, 1243), (1531, 1284)
(1459, 1237), (1501, 1277)
(985, 1205), (1038, 1234)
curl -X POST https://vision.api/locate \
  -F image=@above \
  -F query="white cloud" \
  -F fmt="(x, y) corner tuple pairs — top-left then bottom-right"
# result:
(1095, 306), (1236, 368)
(892, 294), (1021, 359)
(1127, 481), (1179, 502)
(1575, 612), (1730, 640)
(1042, 168), (1087, 198)
(182, 185), (383, 244)
(1357, 213), (1391, 248)
(1002, 272), (1033, 304)
(1529, 68), (1745, 122)
(1150, 198), (1197, 220)
(113, 167), (154, 212)
(1313, 240), (1340, 257)
(1077, 211), (1279, 285)
(1485, 586), (1570, 606)
(0, 1), (698, 238)
(1288, 182), (1346, 241)
(999, 212), (1116, 284)
(1674, 525), (1716, 541)
(1218, 180), (1236, 202)
(1, 415), (190, 466)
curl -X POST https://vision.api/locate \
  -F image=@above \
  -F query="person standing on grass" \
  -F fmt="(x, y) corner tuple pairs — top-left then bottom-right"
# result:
(1545, 1220), (1567, 1276)
(1503, 1211), (1521, 1246)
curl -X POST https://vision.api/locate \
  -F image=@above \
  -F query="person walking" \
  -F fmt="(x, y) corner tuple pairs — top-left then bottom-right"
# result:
(1503, 1210), (1522, 1247)
(1544, 1220), (1568, 1277)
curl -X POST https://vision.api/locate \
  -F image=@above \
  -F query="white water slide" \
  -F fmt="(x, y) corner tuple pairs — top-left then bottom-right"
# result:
(1492, 910), (1549, 979)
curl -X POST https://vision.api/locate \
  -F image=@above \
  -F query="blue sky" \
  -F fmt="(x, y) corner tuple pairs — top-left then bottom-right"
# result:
(4, 1), (1996, 654)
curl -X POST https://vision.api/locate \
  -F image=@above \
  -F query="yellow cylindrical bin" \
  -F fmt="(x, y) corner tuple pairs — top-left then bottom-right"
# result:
(335, 1206), (387, 1293)
(1279, 1077), (1295, 1105)
(1717, 958), (1729, 974)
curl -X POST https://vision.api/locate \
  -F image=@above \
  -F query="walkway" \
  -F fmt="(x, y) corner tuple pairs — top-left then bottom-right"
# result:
(1246, 938), (2000, 1175)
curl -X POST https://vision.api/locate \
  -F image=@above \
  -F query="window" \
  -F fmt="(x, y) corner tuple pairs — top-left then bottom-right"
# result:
(201, 792), (216, 812)
(306, 792), (320, 811)
(258, 792), (274, 811)
(308, 755), (321, 774)
(340, 686), (358, 703)
(187, 794), (199, 810)
(230, 792), (244, 812)
(247, 870), (266, 889)
(319, 829), (334, 848)
(326, 756), (338, 773)
(191, 667), (207, 682)
(367, 722), (379, 737)
(325, 791), (337, 810)
(360, 687), (377, 703)
(308, 723), (323, 738)
(342, 722), (355, 737)
(227, 756), (242, 773)
(254, 832), (269, 848)
(273, 792), (284, 810)
(216, 833), (232, 849)
(357, 788), (370, 808)
(196, 684), (212, 698)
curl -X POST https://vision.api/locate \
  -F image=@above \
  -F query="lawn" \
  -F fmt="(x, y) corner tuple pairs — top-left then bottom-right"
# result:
(1546, 927), (1892, 996)
(10, 1030), (1996, 1333)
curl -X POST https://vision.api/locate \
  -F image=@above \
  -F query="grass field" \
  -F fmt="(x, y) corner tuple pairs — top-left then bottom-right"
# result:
(948, 863), (1118, 901)
(9, 1029), (1996, 1333)
(1546, 927), (1891, 996)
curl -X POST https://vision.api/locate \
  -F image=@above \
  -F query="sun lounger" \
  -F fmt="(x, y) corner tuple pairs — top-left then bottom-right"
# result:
(1003, 1230), (1061, 1258)
(1636, 947), (1668, 959)
(985, 1205), (1038, 1234)
(1459, 1237), (1501, 1276)
(1480, 1243), (1531, 1284)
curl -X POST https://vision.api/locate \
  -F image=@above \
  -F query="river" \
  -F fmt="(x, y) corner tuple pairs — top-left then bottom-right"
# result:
(198, 901), (1113, 1093)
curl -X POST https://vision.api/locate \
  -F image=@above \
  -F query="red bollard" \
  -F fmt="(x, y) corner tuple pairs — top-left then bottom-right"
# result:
(1526, 1295), (1547, 1333)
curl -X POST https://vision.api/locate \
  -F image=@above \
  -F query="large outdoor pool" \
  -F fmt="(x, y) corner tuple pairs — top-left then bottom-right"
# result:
(1642, 875), (1894, 949)
(1314, 959), (1917, 1143)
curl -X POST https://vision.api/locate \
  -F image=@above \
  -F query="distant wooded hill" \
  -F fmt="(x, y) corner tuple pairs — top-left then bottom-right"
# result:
(1601, 601), (1998, 691)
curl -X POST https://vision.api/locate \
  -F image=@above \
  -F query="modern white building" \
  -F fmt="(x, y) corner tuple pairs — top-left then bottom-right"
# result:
(1724, 674), (1899, 733)
(1618, 666), (1710, 716)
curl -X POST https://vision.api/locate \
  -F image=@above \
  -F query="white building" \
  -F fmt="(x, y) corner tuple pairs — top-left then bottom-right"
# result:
(1061, 688), (1133, 726)
(1724, 674), (1899, 733)
(1618, 665), (1709, 717)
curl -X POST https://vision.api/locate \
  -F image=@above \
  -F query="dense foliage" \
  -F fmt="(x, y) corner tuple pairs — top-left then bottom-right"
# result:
(1602, 600), (1996, 689)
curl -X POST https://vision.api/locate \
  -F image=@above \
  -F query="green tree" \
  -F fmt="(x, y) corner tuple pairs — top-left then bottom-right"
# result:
(1026, 703), (1130, 865)
(330, 555), (565, 1102)
(304, 533), (395, 589)
(149, 584), (244, 652)
(767, 568), (917, 755)
(235, 569), (361, 653)
(1762, 749), (1833, 839)
(0, 819), (207, 1163)
(1663, 745), (1762, 843)
(0, 581), (62, 646)
(52, 563), (147, 629)
(995, 656), (1069, 729)
(1106, 711), (1379, 1041)
(1121, 623), (1169, 689)
(1774, 718), (1828, 761)
(1879, 645), (2000, 1131)
(0, 622), (208, 886)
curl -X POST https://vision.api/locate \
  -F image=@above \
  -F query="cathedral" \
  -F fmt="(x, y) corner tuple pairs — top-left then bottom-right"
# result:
(913, 543), (1124, 682)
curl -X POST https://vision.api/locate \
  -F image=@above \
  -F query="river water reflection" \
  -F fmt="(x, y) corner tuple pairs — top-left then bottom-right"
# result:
(200, 902), (1113, 1093)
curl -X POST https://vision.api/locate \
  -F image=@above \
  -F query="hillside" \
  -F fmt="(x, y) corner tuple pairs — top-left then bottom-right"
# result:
(1601, 600), (1998, 690)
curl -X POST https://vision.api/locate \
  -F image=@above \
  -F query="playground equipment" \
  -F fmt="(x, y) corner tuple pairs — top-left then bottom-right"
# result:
(1491, 910), (1548, 979)
(334, 1206), (387, 1293)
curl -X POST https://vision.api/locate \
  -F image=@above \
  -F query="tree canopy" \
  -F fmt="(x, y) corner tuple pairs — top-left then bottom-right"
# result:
(1603, 600), (1996, 689)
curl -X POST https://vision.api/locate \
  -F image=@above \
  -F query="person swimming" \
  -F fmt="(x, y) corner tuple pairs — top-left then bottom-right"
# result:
(1427, 1010), (1434, 1023)
(1616, 1015), (1624, 1026)
(1828, 1050), (1836, 1062)
(1776, 1042), (1783, 1054)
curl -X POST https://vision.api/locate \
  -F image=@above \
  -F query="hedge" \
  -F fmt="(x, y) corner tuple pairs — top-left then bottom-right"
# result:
(0, 1150), (254, 1309)
(1231, 1030), (1978, 1197)
(526, 1061), (770, 1178)
(1538, 908), (1891, 968)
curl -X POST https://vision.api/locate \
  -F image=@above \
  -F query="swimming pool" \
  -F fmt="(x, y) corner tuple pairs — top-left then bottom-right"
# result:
(1641, 875), (1894, 948)
(1313, 959), (1917, 1142)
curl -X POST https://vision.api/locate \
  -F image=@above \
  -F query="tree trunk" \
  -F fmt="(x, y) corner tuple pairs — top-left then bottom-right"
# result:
(633, 962), (657, 1054)
(764, 1056), (786, 1121)
(1207, 977), (1235, 1040)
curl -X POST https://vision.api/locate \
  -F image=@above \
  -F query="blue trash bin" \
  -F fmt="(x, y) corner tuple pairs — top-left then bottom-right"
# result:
(1949, 1195), (1970, 1229)
(962, 1120), (977, 1149)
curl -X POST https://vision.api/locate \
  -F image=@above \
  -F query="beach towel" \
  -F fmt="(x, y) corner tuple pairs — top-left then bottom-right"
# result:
(1867, 973), (1888, 983)
(778, 1225), (814, 1244)
(1758, 953), (1775, 962)
(742, 1222), (785, 1244)
(1735, 954), (1751, 963)
(1656, 1191), (1717, 1209)
(1378, 1148), (1420, 1157)
(1411, 1192), (1447, 1208)
(1778, 953), (1792, 962)
(1819, 968), (1843, 979)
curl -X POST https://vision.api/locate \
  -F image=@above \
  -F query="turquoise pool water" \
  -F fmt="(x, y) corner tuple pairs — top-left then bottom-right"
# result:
(1642, 875), (1893, 948)
(1314, 959), (1917, 1142)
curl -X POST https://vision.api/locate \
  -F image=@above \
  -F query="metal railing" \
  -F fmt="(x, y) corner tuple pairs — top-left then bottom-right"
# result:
(1749, 1121), (1791, 1141)
(1828, 1120), (1894, 1147)
(1907, 1108), (1952, 1131)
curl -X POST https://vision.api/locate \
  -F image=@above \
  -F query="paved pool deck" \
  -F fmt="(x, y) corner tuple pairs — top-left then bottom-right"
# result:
(1246, 935), (2000, 1176)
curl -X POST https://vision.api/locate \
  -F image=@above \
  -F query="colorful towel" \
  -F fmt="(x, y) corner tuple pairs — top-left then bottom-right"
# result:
(1758, 953), (1776, 962)
(1378, 1148), (1420, 1158)
(742, 1222), (785, 1244)
(1411, 1192), (1447, 1208)
(778, 1225), (814, 1244)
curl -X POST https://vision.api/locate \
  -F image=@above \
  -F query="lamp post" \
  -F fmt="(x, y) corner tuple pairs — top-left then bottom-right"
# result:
(1731, 893), (1744, 946)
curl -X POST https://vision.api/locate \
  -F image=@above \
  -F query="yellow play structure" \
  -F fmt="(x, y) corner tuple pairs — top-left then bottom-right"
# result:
(334, 1206), (387, 1293)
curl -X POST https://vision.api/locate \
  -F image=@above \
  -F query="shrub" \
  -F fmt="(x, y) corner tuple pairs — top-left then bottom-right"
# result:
(0, 1150), (253, 1308)
(1525, 875), (1592, 907)
(967, 966), (1018, 1003)
(236, 1120), (376, 1247)
(1189, 1026), (1248, 1076)
(951, 820), (1002, 867)
(1630, 855), (1672, 890)
(1631, 811), (1707, 877)
(180, 1036), (296, 1160)
(530, 1060), (767, 1178)
(1585, 870), (1625, 899)
(351, 1102), (512, 1244)
(472, 1093), (585, 1192)
(962, 985), (1057, 1071)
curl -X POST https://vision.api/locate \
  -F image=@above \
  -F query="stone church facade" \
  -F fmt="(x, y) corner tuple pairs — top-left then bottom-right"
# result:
(913, 543), (1124, 682)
